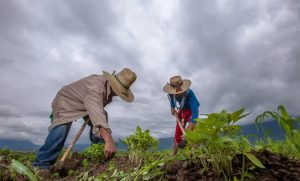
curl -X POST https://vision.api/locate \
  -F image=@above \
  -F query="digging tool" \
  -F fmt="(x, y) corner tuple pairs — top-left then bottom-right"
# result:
(167, 95), (186, 135)
(55, 120), (88, 171)
(175, 110), (186, 136)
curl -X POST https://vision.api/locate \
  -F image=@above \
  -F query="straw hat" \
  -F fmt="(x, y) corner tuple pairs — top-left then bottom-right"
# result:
(103, 68), (137, 102)
(163, 75), (191, 94)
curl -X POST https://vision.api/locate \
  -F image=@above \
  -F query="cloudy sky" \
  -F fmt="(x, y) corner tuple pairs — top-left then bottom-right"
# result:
(0, 0), (299, 145)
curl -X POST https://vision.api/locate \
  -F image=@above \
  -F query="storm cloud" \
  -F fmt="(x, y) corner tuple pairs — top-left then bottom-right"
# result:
(0, 0), (299, 144)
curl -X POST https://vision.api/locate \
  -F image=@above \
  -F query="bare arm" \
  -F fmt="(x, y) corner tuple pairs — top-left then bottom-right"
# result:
(99, 127), (116, 159)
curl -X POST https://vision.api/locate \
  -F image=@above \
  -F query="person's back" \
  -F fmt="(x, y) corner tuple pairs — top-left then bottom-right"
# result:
(58, 75), (106, 102)
(50, 74), (110, 132)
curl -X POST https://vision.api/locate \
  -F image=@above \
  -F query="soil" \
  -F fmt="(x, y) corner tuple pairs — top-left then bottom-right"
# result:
(163, 150), (300, 181)
(251, 150), (300, 181)
(48, 152), (133, 181)
(1, 150), (300, 181)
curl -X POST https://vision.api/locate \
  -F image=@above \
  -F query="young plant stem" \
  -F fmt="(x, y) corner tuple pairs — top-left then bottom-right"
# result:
(241, 154), (245, 181)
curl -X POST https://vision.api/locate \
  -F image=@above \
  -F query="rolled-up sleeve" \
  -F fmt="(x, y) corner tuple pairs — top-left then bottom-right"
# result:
(84, 92), (110, 136)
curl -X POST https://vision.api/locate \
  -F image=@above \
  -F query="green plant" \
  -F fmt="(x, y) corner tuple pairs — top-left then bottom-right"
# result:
(68, 170), (76, 177)
(185, 108), (264, 178)
(256, 105), (300, 158)
(82, 144), (105, 162)
(82, 159), (89, 172)
(186, 108), (248, 144)
(51, 172), (60, 179)
(9, 159), (38, 181)
(99, 157), (166, 181)
(78, 171), (96, 181)
(0, 148), (10, 156)
(123, 126), (158, 166)
(108, 160), (116, 171)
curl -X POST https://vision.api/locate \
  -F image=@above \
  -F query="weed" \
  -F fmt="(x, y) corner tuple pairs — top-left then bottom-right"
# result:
(256, 105), (300, 158)
(82, 144), (105, 162)
(82, 159), (89, 172)
(123, 126), (158, 166)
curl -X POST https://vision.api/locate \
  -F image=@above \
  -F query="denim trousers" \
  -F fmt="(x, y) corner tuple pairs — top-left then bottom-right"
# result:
(32, 121), (104, 170)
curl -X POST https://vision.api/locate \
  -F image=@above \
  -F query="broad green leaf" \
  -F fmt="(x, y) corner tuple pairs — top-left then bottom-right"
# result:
(285, 118), (294, 127)
(136, 126), (142, 133)
(255, 115), (263, 130)
(9, 159), (38, 181)
(215, 136), (238, 149)
(240, 137), (252, 153)
(212, 119), (227, 130)
(237, 112), (250, 121)
(230, 108), (245, 122)
(278, 105), (289, 120)
(279, 118), (291, 133)
(220, 109), (228, 114)
(210, 112), (227, 121)
(205, 116), (217, 126)
(263, 111), (278, 120)
(269, 112), (279, 119)
(194, 123), (215, 135)
(226, 125), (241, 135)
(292, 131), (300, 152)
(194, 118), (203, 123)
(295, 145), (300, 153)
(186, 131), (208, 143)
(244, 153), (265, 169)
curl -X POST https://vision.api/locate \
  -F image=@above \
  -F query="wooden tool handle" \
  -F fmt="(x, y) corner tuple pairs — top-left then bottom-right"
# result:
(60, 120), (88, 162)
(175, 112), (186, 135)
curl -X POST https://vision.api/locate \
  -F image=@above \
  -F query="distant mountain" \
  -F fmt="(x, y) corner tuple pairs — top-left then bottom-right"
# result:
(0, 139), (39, 151)
(241, 120), (286, 141)
(0, 120), (291, 152)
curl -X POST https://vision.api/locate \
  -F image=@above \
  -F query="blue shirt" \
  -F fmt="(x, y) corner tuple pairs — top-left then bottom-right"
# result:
(168, 89), (200, 124)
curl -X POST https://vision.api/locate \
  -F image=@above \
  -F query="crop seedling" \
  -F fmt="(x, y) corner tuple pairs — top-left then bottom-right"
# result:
(82, 159), (89, 172)
(123, 126), (158, 166)
(82, 143), (105, 162)
(185, 108), (264, 178)
(256, 105), (300, 159)
(9, 159), (38, 181)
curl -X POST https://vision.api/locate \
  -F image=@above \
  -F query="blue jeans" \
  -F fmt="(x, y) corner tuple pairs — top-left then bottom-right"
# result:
(32, 122), (104, 169)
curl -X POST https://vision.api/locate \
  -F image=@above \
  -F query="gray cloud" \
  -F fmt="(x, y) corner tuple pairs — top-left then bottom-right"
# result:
(175, 0), (300, 116)
(0, 105), (22, 118)
(0, 0), (299, 144)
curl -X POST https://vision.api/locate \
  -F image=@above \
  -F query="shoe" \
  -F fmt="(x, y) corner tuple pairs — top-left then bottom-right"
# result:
(37, 168), (51, 178)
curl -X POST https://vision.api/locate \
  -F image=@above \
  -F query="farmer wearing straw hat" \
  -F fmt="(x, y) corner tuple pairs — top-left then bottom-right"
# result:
(163, 75), (200, 155)
(33, 68), (137, 177)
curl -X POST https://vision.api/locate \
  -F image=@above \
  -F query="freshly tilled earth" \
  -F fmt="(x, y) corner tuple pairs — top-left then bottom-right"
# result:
(163, 150), (300, 181)
(1, 150), (300, 180)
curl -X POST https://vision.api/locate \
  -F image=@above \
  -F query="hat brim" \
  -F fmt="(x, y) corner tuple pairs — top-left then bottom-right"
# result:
(163, 79), (191, 94)
(103, 71), (134, 102)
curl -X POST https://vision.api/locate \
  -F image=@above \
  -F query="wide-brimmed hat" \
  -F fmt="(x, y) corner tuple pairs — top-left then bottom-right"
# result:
(103, 68), (137, 102)
(163, 75), (191, 94)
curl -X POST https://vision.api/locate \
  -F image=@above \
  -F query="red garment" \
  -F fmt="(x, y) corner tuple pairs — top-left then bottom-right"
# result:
(174, 109), (192, 145)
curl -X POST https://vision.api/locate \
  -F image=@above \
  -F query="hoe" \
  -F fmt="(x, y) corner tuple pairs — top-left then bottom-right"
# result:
(55, 120), (88, 171)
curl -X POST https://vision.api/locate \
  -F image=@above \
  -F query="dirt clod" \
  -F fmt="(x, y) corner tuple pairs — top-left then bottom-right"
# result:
(162, 150), (300, 181)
